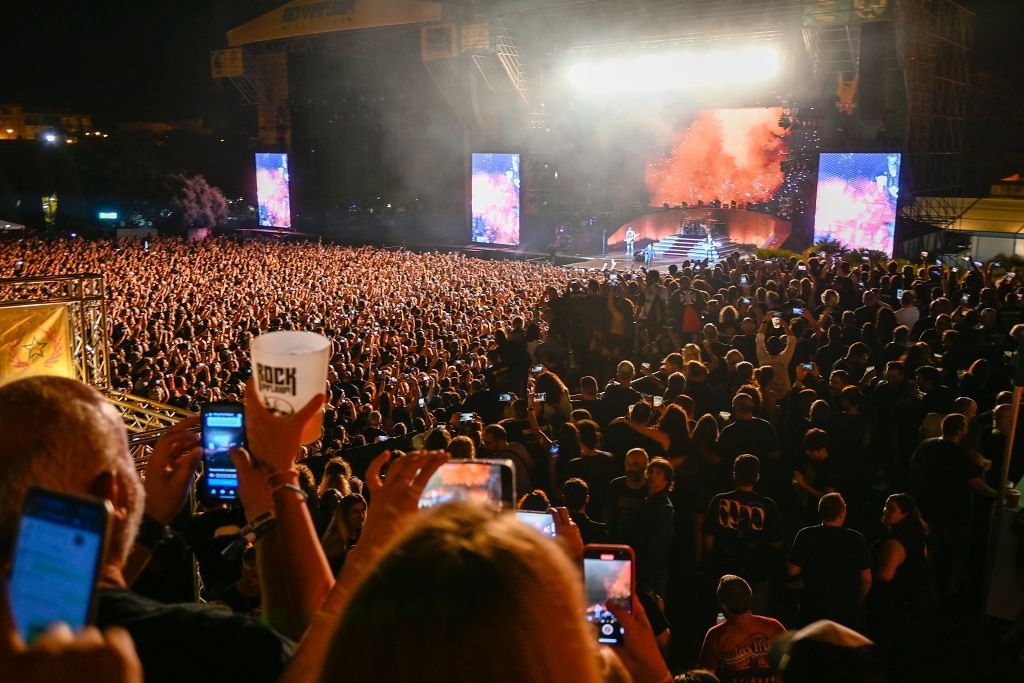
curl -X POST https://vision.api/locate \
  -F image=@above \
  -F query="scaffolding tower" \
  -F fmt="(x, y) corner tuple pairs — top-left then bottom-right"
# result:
(895, 0), (973, 229)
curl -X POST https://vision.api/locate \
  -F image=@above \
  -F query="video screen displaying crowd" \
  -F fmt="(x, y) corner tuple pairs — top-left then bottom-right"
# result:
(2, 234), (1023, 683)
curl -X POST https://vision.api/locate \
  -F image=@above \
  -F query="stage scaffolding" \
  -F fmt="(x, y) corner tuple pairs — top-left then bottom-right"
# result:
(895, 0), (973, 230)
(0, 273), (194, 472)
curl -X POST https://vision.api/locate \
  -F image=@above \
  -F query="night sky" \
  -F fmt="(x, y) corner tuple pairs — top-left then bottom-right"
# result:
(5, 0), (1021, 182)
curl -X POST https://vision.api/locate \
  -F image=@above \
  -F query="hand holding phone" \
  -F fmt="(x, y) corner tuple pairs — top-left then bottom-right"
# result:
(584, 545), (634, 646)
(200, 402), (246, 506)
(9, 489), (112, 644)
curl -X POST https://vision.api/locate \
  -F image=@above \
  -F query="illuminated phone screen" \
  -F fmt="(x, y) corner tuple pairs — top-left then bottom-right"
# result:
(9, 490), (108, 643)
(583, 553), (632, 646)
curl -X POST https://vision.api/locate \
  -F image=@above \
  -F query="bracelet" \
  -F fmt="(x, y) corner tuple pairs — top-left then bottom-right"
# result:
(136, 512), (173, 548)
(266, 469), (300, 487)
(247, 511), (274, 528)
(221, 514), (278, 560)
(271, 482), (309, 501)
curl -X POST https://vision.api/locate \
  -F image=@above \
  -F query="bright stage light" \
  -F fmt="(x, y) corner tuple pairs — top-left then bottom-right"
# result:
(565, 44), (782, 93)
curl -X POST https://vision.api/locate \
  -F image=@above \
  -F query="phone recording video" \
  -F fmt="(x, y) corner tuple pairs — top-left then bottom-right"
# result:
(533, 393), (547, 403)
(419, 459), (515, 510)
(583, 545), (634, 646)
(459, 412), (476, 422)
(792, 307), (804, 315)
(515, 510), (557, 537)
(201, 402), (246, 506)
(9, 489), (112, 643)
(499, 393), (512, 402)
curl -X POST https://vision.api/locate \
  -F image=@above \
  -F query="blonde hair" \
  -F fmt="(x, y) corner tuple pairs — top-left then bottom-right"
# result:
(320, 503), (602, 683)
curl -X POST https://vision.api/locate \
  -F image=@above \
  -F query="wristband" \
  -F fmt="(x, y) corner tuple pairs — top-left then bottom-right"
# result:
(136, 512), (173, 548)
(271, 482), (309, 501)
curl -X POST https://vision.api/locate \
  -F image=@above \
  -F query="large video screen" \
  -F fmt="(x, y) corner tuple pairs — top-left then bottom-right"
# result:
(255, 153), (292, 229)
(813, 152), (901, 256)
(471, 153), (520, 246)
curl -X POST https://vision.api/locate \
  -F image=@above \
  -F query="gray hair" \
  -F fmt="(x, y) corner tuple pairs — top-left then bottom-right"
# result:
(0, 377), (142, 564)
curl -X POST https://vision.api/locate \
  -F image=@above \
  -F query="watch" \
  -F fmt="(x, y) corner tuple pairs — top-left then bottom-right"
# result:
(136, 512), (173, 548)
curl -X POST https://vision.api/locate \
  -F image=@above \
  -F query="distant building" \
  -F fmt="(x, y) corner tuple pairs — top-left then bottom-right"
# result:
(0, 104), (93, 141)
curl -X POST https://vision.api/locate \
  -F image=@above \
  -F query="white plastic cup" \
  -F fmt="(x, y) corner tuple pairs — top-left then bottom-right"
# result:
(250, 331), (331, 444)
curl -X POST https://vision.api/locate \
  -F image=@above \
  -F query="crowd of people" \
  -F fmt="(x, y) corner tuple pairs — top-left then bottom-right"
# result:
(2, 234), (1024, 682)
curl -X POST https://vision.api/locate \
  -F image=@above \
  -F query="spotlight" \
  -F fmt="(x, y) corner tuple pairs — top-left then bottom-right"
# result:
(43, 133), (58, 143)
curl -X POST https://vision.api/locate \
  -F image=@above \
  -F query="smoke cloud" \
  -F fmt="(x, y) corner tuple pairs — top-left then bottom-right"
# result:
(645, 107), (790, 206)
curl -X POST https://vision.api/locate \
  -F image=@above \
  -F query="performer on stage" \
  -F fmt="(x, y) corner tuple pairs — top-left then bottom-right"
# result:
(643, 242), (655, 268)
(624, 225), (636, 256)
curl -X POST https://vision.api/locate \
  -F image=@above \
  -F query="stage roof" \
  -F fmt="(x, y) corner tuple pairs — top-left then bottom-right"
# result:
(227, 0), (442, 47)
(909, 197), (1024, 235)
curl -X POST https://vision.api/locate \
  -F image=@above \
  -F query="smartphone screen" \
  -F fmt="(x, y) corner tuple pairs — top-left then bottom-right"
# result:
(9, 489), (111, 643)
(418, 397), (426, 407)
(802, 363), (814, 371)
(583, 545), (634, 646)
(740, 275), (748, 285)
(549, 443), (560, 457)
(896, 288), (904, 299)
(652, 395), (663, 407)
(531, 364), (544, 374)
(533, 393), (547, 403)
(499, 393), (512, 402)
(460, 412), (475, 422)
(419, 459), (516, 510)
(515, 510), (557, 537)
(792, 307), (804, 315)
(201, 402), (246, 505)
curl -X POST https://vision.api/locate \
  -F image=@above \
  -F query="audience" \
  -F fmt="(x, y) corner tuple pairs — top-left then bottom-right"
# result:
(2, 235), (1022, 681)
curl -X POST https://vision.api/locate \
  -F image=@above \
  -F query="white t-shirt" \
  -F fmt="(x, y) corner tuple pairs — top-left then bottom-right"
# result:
(894, 305), (920, 328)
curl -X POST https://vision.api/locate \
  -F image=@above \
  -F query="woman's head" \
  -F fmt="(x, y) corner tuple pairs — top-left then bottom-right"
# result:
(883, 493), (926, 533)
(318, 457), (353, 498)
(321, 504), (600, 683)
(447, 435), (476, 460)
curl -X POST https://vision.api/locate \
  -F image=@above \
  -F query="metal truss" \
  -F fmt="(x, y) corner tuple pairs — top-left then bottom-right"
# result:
(0, 274), (195, 472)
(895, 0), (973, 228)
(0, 273), (111, 390)
(104, 391), (197, 471)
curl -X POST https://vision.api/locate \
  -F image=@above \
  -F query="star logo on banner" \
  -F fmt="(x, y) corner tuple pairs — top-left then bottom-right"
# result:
(22, 337), (48, 361)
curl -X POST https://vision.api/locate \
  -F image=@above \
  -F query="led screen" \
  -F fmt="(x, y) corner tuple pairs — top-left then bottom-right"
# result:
(813, 152), (901, 256)
(256, 153), (292, 228)
(471, 153), (520, 245)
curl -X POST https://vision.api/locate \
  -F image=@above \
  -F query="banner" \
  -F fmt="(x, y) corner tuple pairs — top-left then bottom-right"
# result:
(228, 0), (442, 47)
(804, 0), (891, 27)
(0, 304), (75, 386)
(211, 48), (245, 79)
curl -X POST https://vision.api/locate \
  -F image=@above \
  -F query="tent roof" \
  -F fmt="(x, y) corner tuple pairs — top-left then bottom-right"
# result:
(907, 197), (1024, 235)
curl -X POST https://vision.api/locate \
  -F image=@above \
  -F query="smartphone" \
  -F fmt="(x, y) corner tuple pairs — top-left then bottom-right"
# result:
(418, 397), (426, 407)
(802, 363), (814, 371)
(583, 545), (634, 646)
(377, 435), (389, 443)
(531, 364), (544, 374)
(533, 393), (547, 403)
(652, 395), (663, 407)
(792, 307), (804, 315)
(549, 443), (560, 457)
(419, 459), (516, 510)
(741, 297), (751, 304)
(460, 412), (475, 422)
(772, 316), (781, 328)
(608, 273), (618, 280)
(897, 288), (904, 299)
(515, 510), (557, 537)
(961, 294), (970, 303)
(499, 393), (512, 402)
(740, 275), (749, 285)
(9, 489), (112, 643)
(798, 264), (807, 271)
(200, 402), (246, 506)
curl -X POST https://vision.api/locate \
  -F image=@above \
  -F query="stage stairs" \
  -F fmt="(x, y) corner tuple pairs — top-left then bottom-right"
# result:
(650, 234), (753, 262)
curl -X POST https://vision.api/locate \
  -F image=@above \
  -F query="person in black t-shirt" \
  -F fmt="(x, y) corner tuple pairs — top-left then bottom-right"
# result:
(565, 420), (617, 514)
(792, 428), (840, 524)
(910, 413), (998, 597)
(716, 394), (780, 467)
(604, 447), (650, 541)
(787, 493), (872, 629)
(562, 477), (609, 544)
(702, 454), (784, 609)
(601, 361), (644, 423)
